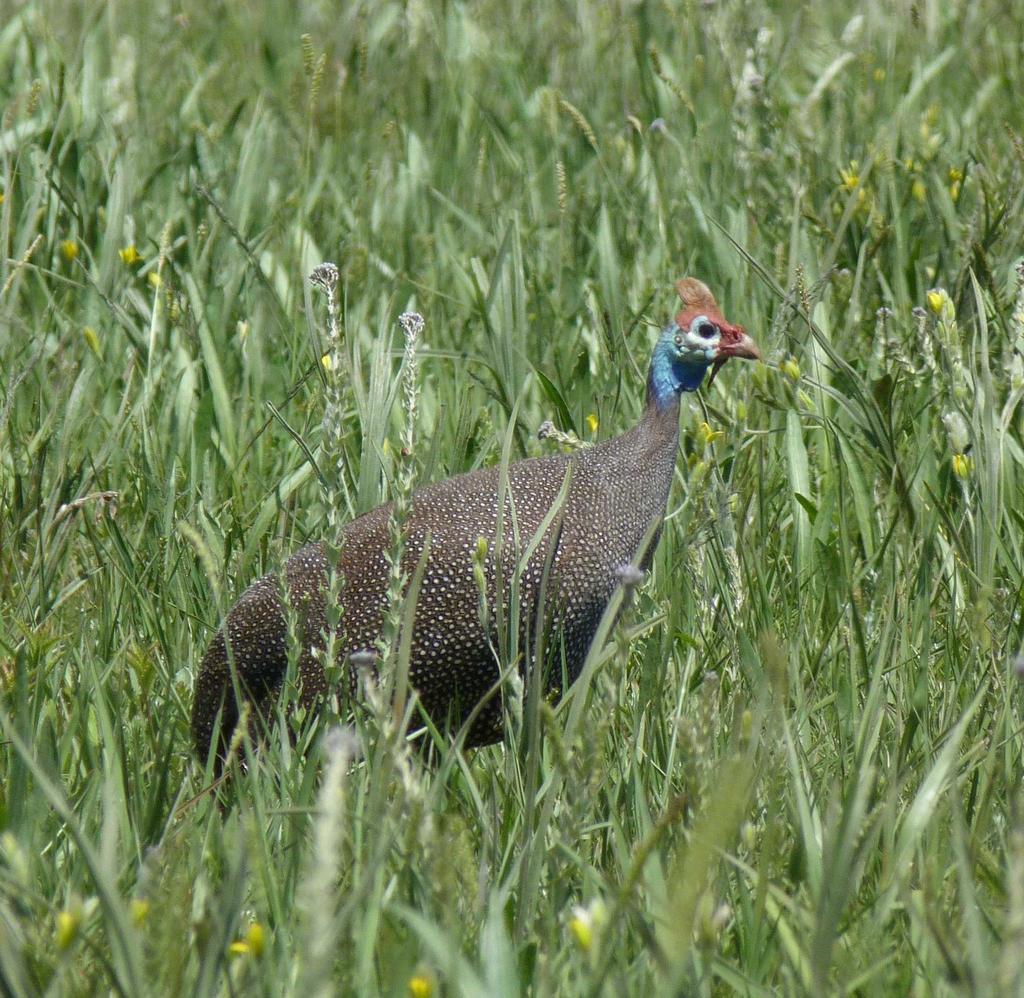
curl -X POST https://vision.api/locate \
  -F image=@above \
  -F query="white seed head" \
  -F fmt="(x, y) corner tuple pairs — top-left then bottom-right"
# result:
(615, 563), (645, 588)
(941, 411), (969, 453)
(399, 310), (425, 341)
(309, 262), (339, 293)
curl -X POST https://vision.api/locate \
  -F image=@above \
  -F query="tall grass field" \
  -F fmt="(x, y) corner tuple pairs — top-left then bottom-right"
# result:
(2, 0), (1024, 994)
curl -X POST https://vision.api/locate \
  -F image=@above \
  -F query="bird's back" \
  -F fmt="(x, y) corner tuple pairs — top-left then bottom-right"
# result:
(191, 409), (680, 765)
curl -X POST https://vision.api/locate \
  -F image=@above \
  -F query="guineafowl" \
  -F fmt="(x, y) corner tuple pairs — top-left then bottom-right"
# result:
(191, 278), (760, 767)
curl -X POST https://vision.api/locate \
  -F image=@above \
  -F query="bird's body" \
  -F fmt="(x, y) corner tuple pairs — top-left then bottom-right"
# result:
(191, 279), (759, 766)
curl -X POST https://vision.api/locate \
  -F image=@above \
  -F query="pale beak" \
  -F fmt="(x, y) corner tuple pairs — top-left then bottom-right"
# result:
(719, 331), (762, 362)
(706, 330), (761, 387)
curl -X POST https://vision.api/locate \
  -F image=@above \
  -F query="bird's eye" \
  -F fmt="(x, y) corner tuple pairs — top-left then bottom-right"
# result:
(697, 321), (718, 340)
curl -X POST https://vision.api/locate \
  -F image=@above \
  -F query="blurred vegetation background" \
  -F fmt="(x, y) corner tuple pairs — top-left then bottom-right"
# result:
(2, 0), (1024, 993)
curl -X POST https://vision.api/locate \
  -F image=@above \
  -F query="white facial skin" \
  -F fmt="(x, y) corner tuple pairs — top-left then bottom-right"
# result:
(672, 313), (722, 363)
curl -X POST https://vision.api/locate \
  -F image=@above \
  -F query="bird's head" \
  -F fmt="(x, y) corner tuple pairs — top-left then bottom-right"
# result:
(649, 277), (761, 406)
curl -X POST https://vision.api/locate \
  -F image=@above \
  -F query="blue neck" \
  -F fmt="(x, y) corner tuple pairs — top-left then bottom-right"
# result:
(646, 335), (709, 412)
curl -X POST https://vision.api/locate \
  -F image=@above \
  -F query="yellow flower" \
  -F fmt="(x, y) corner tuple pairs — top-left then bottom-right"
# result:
(948, 168), (963, 202)
(873, 67), (886, 82)
(83, 326), (102, 359)
(130, 898), (150, 926)
(781, 357), (801, 381)
(839, 161), (860, 192)
(952, 453), (972, 478)
(147, 271), (161, 289)
(245, 921), (265, 957)
(321, 353), (332, 370)
(408, 974), (434, 998)
(60, 239), (79, 262)
(586, 413), (599, 434)
(229, 921), (265, 958)
(698, 421), (723, 446)
(568, 913), (593, 952)
(568, 899), (607, 954)
(926, 288), (949, 316)
(56, 909), (80, 951)
(911, 179), (926, 202)
(119, 245), (141, 265)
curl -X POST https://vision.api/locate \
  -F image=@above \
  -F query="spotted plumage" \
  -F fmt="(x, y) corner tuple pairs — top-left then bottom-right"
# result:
(191, 278), (759, 766)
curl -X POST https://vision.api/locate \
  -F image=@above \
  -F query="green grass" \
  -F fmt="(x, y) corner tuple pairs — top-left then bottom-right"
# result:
(2, 0), (1024, 993)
